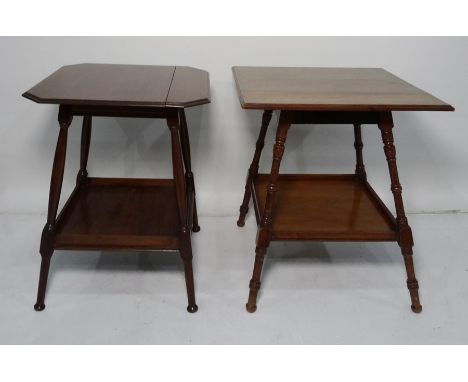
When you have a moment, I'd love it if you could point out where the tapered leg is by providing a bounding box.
[76,115,92,185]
[35,105,72,311]
[237,110,273,227]
[34,255,52,311]
[378,112,422,313]
[246,111,292,313]
[353,123,367,181]
[179,110,200,232]
[182,247,197,313]
[167,113,198,313]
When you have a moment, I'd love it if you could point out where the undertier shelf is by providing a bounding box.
[252,174,398,241]
[54,177,182,250]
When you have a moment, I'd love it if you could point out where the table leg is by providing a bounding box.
[76,115,92,185]
[237,110,273,227]
[353,123,367,181]
[246,111,292,313]
[35,105,72,311]
[378,112,422,313]
[167,113,198,313]
[179,110,200,232]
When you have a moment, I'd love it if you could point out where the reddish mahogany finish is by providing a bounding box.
[23,64,209,107]
[23,64,210,313]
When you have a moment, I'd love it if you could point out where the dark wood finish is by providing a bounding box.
[35,105,72,311]
[353,124,367,181]
[179,109,200,232]
[233,67,454,111]
[26,64,209,313]
[23,63,210,108]
[235,67,453,313]
[166,67,210,108]
[54,178,180,250]
[23,64,174,107]
[77,115,92,185]
[237,110,272,227]
[292,111,380,125]
[167,114,198,313]
[69,105,173,119]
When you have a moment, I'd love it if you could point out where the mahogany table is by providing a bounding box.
[233,66,454,313]
[23,63,209,313]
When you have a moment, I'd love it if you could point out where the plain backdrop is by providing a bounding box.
[0,36,466,218]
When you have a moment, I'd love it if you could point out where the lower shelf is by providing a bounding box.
[54,177,181,250]
[252,174,398,241]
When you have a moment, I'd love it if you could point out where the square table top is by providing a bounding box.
[23,63,210,108]
[232,67,454,112]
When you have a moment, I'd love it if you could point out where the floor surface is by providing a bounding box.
[0,213,467,344]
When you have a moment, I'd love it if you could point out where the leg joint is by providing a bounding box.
[249,279,261,291]
[407,280,419,290]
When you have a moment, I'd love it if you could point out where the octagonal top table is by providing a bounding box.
[23,63,209,313]
[23,63,210,107]
[233,66,453,314]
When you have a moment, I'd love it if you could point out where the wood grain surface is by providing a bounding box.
[233,66,454,111]
[252,174,398,241]
[23,63,210,108]
[54,177,181,250]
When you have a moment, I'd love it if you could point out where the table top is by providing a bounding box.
[23,63,210,108]
[232,67,454,111]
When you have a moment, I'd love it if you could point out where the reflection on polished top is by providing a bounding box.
[23,63,210,108]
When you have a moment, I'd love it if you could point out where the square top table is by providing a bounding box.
[23,63,210,313]
[233,66,454,313]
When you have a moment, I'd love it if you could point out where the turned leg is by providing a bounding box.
[237,110,273,227]
[35,105,72,311]
[179,110,200,232]
[353,123,367,181]
[246,246,267,313]
[167,113,198,313]
[76,115,92,185]
[378,112,422,313]
[246,111,291,313]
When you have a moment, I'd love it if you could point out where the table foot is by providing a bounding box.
[245,303,257,313]
[237,206,248,227]
[35,239,53,314]
[246,276,263,314]
[411,304,422,314]
[237,217,246,227]
[192,225,200,232]
[408,280,422,313]
[187,304,198,313]
[34,303,46,311]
